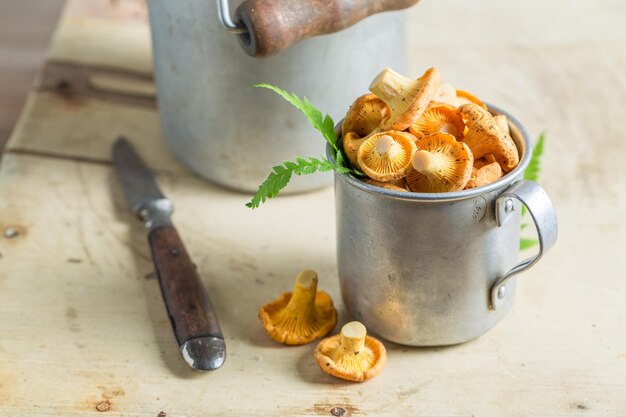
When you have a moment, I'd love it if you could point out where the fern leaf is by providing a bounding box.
[521,133,546,216]
[524,132,545,182]
[254,84,339,153]
[520,238,538,251]
[246,157,350,209]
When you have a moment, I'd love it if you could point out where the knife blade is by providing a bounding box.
[112,137,225,371]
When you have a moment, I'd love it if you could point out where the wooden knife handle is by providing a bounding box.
[148,226,223,346]
[236,0,420,57]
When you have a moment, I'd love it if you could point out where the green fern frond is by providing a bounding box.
[246,157,352,209]
[524,132,545,182]
[520,238,539,251]
[520,133,547,249]
[254,84,339,153]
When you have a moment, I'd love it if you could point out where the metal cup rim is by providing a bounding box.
[327,103,532,202]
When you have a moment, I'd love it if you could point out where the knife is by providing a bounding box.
[112,137,225,371]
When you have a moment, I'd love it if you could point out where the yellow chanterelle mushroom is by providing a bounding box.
[341,94,388,138]
[431,83,458,107]
[369,67,440,131]
[314,321,387,382]
[458,103,519,173]
[456,89,488,109]
[474,154,497,168]
[409,103,465,140]
[341,94,388,166]
[365,178,408,192]
[357,131,417,182]
[343,131,378,167]
[258,269,337,345]
[406,132,474,193]
[466,159,503,189]
[494,114,510,135]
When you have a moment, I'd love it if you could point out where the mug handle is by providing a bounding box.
[490,180,558,310]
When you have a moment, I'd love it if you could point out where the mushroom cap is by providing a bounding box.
[474,154,497,169]
[455,89,488,109]
[357,131,417,182]
[408,103,466,140]
[494,114,510,135]
[342,132,366,167]
[259,269,337,345]
[458,103,519,172]
[364,178,408,192]
[314,321,387,382]
[369,67,440,131]
[342,94,388,138]
[342,128,382,167]
[431,83,458,107]
[466,160,503,189]
[406,132,474,193]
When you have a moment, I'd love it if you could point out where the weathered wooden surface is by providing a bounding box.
[1,0,625,416]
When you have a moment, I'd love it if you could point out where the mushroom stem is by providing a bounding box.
[284,269,318,319]
[329,322,376,378]
[369,68,417,107]
[369,67,440,130]
[336,321,367,354]
[411,150,450,181]
[370,68,422,129]
[265,269,322,340]
[374,135,397,157]
[258,269,337,345]
[411,150,433,173]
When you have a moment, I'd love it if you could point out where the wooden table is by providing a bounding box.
[1,1,625,415]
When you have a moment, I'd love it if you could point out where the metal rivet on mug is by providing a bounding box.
[497,285,507,299]
[504,199,514,213]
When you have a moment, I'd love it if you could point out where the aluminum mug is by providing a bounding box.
[330,106,558,346]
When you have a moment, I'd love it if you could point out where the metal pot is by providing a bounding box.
[147,0,419,192]
[331,106,558,346]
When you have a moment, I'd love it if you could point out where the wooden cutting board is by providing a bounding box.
[1,0,625,416]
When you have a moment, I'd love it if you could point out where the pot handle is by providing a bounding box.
[490,180,558,310]
[231,0,420,57]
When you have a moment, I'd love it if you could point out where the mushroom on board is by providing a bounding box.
[357,131,417,182]
[314,321,387,382]
[409,103,466,141]
[258,269,337,345]
[458,103,519,173]
[406,132,474,193]
[369,67,440,131]
[341,94,388,138]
